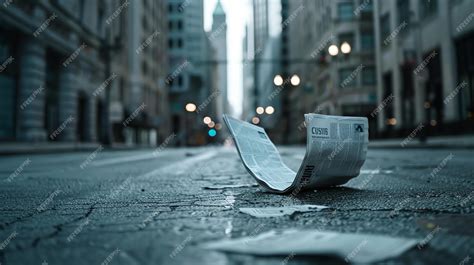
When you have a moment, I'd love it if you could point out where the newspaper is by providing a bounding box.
[202,229,419,263]
[223,114,368,193]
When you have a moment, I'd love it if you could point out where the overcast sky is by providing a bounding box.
[203,0,281,117]
[203,0,251,116]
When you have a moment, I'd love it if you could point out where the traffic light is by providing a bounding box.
[208,129,217,137]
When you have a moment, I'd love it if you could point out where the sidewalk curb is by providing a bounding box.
[0,143,101,156]
[0,143,171,156]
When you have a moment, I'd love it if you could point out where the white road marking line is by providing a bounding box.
[136,150,218,179]
[92,152,165,167]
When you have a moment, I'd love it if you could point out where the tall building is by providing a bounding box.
[251,0,270,114]
[253,0,270,53]
[167,0,210,145]
[286,0,377,143]
[278,0,296,144]
[373,0,474,137]
[243,0,284,142]
[0,0,170,146]
[242,24,255,121]
[109,0,170,146]
[254,36,283,142]
[210,0,228,121]
[0,1,112,143]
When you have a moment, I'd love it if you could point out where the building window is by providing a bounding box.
[339,33,354,48]
[383,73,394,123]
[168,3,173,13]
[177,20,183,30]
[79,0,85,21]
[168,39,174,49]
[380,14,391,46]
[359,0,373,12]
[119,78,125,101]
[362,67,376,85]
[168,21,173,30]
[420,0,437,18]
[97,5,104,35]
[142,62,147,75]
[177,38,183,48]
[397,0,410,25]
[338,2,354,21]
[361,31,374,50]
[0,36,17,140]
[142,17,148,31]
[339,68,357,88]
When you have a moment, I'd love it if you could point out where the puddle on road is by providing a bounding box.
[203,183,258,190]
[224,220,233,236]
[417,215,474,236]
[360,169,393,174]
[194,193,237,208]
[239,205,329,218]
[223,194,235,209]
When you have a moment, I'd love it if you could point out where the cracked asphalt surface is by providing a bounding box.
[0,146,473,264]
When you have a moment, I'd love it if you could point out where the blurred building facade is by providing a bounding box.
[243,0,285,142]
[251,0,270,120]
[285,0,377,144]
[278,0,292,144]
[167,0,220,146]
[242,0,269,122]
[209,0,228,123]
[109,0,170,146]
[0,0,171,146]
[373,0,474,137]
[254,36,282,135]
[242,24,255,120]
[0,1,110,143]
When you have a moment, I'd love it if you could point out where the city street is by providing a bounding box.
[0,146,473,264]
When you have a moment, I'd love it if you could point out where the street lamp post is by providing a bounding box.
[184,103,197,146]
[100,32,122,146]
[329,42,352,57]
[271,73,301,143]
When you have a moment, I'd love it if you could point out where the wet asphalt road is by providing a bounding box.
[0,146,473,265]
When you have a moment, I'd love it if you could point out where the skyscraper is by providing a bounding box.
[285,0,377,143]
[251,0,270,115]
[242,24,255,120]
[109,0,170,146]
[0,0,170,146]
[167,0,209,145]
[210,0,228,121]
[373,0,474,137]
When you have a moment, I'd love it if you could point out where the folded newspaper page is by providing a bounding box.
[223,114,368,193]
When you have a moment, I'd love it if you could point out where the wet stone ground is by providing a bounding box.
[0,146,473,264]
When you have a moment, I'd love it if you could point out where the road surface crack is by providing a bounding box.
[21,202,98,250]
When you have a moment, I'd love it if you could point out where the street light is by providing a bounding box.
[273,75,284,86]
[386,118,397,126]
[203,116,212,124]
[328,44,339,56]
[265,106,275,115]
[256,106,264,115]
[252,117,260,124]
[341,42,351,54]
[185,103,197,112]
[290,74,301,86]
